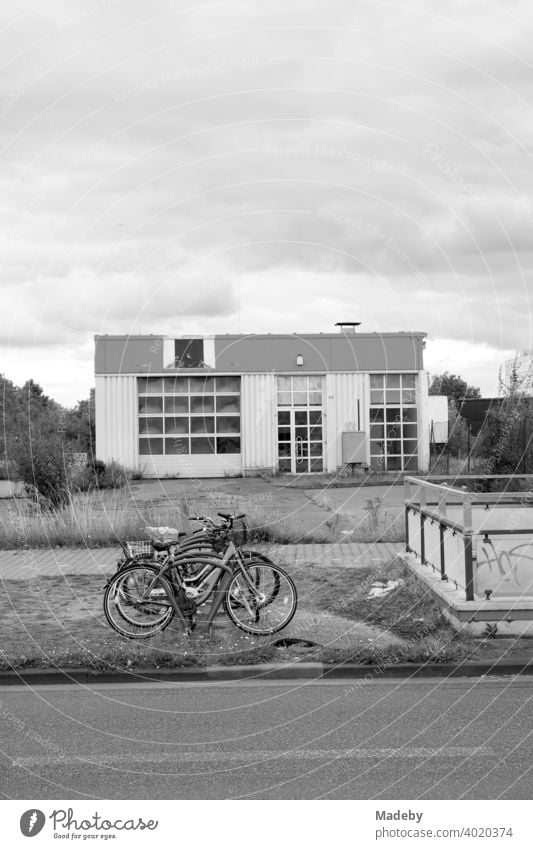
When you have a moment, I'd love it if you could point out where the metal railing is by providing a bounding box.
[404,475,533,602]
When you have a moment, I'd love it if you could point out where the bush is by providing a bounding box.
[16,436,70,509]
[69,459,129,492]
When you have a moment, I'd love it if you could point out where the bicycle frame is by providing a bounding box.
[138,539,255,632]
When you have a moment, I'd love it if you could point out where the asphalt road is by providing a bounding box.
[1,677,532,800]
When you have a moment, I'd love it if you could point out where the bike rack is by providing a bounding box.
[156,554,235,635]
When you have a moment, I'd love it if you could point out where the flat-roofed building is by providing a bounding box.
[95,325,430,477]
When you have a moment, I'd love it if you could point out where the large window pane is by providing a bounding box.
[370,408,384,423]
[404,454,418,471]
[309,411,322,424]
[277,376,291,391]
[190,417,214,434]
[387,456,402,471]
[191,437,215,454]
[138,397,162,414]
[308,376,322,391]
[216,396,240,413]
[189,377,215,393]
[370,455,385,470]
[165,396,188,414]
[403,440,419,454]
[295,411,307,425]
[139,437,163,454]
[403,423,418,439]
[277,392,291,405]
[310,443,322,456]
[190,396,214,414]
[293,376,307,391]
[165,438,189,454]
[278,442,291,457]
[370,424,384,439]
[386,407,402,423]
[386,440,402,455]
[370,375,384,388]
[165,417,188,435]
[139,417,163,435]
[310,458,323,472]
[402,389,416,404]
[402,374,416,388]
[386,390,401,404]
[279,459,291,472]
[163,377,188,393]
[293,392,307,405]
[217,437,240,454]
[216,416,240,434]
[386,374,401,388]
[216,376,240,393]
[370,390,385,404]
[402,408,417,423]
[278,427,290,441]
[310,426,322,440]
[138,377,163,394]
[278,411,290,425]
[386,423,401,440]
[309,392,322,406]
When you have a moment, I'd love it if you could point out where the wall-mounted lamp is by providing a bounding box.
[296,354,304,367]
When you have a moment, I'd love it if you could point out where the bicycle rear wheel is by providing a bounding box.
[104,563,174,639]
[223,563,297,635]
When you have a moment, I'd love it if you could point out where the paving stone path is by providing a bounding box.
[0,542,403,579]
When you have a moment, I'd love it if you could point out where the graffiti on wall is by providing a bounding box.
[475,537,533,599]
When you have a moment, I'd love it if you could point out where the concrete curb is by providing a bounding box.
[1,658,533,686]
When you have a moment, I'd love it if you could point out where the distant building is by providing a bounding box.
[504,350,533,395]
[94,326,433,477]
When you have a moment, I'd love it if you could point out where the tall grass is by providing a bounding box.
[0,492,189,549]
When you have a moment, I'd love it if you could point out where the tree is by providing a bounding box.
[429,372,481,408]
[64,389,95,455]
[474,366,533,484]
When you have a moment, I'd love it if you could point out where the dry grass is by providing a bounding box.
[0,491,189,549]
[0,491,342,549]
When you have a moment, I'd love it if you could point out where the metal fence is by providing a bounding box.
[405,475,533,601]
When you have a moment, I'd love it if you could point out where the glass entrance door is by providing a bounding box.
[277,409,323,473]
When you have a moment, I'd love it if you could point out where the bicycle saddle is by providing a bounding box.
[152,533,187,551]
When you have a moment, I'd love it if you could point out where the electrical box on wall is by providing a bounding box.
[342,431,366,464]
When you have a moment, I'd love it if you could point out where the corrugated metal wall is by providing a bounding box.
[325,373,368,472]
[417,369,430,471]
[95,375,138,468]
[241,373,276,471]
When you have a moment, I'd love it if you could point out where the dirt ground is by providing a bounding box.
[0,558,407,669]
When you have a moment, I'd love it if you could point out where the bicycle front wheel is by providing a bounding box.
[104,563,174,639]
[223,562,297,635]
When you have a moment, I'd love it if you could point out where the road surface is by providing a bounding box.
[1,677,531,799]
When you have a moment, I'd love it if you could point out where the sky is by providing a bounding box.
[1,0,532,406]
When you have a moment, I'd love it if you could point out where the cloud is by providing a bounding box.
[0,0,532,402]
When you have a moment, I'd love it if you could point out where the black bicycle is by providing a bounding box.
[103,512,297,638]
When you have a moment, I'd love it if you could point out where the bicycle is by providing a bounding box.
[103,512,297,639]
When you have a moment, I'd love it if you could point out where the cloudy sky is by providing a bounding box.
[1,0,532,405]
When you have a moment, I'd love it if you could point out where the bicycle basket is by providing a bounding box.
[121,540,154,558]
[208,529,228,554]
[230,518,248,547]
